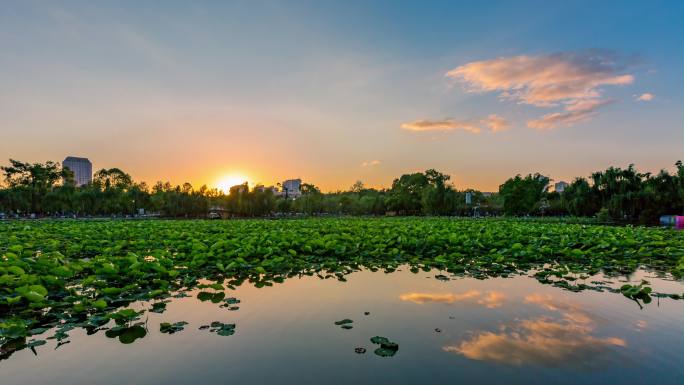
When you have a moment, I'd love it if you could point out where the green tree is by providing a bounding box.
[385,172,429,214]
[562,177,600,216]
[1,159,71,213]
[498,173,550,216]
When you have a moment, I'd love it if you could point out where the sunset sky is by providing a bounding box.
[1,1,682,192]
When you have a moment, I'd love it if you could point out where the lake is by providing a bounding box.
[2,267,682,385]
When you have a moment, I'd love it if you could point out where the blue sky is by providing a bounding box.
[1,1,682,191]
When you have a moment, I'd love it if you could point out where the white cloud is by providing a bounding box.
[635,92,654,101]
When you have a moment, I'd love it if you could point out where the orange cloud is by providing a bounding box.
[527,98,613,130]
[401,115,509,134]
[445,318,626,367]
[481,114,510,133]
[399,291,481,304]
[447,51,634,129]
[446,51,634,107]
[523,294,593,324]
[444,294,627,367]
[399,290,506,308]
[636,92,654,101]
[361,160,381,167]
[400,119,482,133]
[477,291,506,308]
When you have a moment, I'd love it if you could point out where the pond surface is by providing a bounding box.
[2,268,683,385]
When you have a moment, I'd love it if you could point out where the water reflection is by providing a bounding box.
[478,291,506,309]
[104,324,147,344]
[399,290,506,308]
[444,293,627,369]
[634,320,648,331]
[2,267,682,385]
[399,291,480,304]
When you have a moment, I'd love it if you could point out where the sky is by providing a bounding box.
[1,0,682,192]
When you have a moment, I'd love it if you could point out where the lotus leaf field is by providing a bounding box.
[1,218,684,359]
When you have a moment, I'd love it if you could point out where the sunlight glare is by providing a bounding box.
[216,174,249,193]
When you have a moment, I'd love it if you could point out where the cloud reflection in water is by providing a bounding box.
[399,290,505,308]
[444,294,627,368]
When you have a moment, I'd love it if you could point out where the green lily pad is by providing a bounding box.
[207,322,236,336]
[105,325,147,344]
[150,302,167,313]
[159,321,188,334]
[370,336,399,357]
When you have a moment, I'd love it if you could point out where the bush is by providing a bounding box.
[596,207,611,223]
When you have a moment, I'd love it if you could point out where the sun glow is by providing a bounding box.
[216,174,250,194]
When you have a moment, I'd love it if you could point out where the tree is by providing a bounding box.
[421,169,455,215]
[498,173,549,216]
[296,183,323,214]
[562,177,600,216]
[1,159,71,213]
[385,172,429,214]
[94,168,133,190]
[350,180,365,193]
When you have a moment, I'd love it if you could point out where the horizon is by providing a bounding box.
[1,155,681,194]
[1,1,682,192]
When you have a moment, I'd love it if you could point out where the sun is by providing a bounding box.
[216,174,250,194]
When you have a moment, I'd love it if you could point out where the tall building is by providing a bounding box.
[63,156,92,186]
[554,181,568,193]
[281,179,302,198]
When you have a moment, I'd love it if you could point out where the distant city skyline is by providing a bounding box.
[1,1,682,192]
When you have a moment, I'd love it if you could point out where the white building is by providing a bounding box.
[281,179,302,198]
[63,156,92,186]
[554,181,569,193]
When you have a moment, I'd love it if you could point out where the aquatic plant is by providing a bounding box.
[1,218,683,358]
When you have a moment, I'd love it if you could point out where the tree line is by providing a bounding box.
[1,158,682,223]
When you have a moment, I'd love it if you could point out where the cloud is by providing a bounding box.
[447,51,634,129]
[481,114,510,132]
[634,320,648,332]
[399,291,481,304]
[400,119,482,133]
[444,318,626,368]
[527,99,613,130]
[523,294,592,324]
[399,290,505,308]
[361,160,381,167]
[446,51,633,107]
[444,294,626,368]
[400,115,509,134]
[477,291,506,308]
[635,92,654,101]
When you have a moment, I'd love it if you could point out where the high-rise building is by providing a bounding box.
[281,179,302,198]
[554,181,568,193]
[63,156,92,186]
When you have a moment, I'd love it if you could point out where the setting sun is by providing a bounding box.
[216,174,250,193]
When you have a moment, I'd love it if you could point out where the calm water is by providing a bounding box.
[2,268,683,385]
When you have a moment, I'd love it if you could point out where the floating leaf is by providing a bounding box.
[159,321,188,334]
